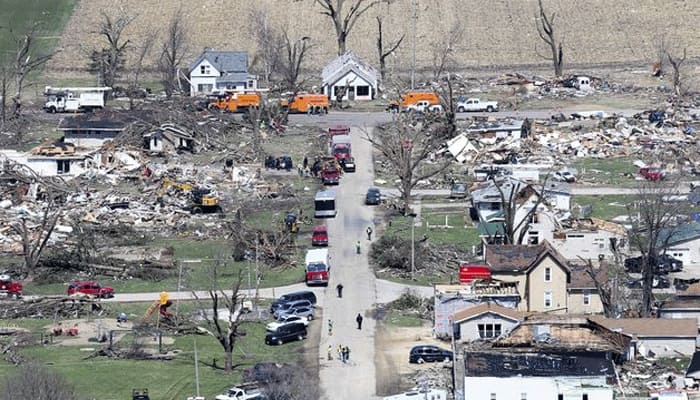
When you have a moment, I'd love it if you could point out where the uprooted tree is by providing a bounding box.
[88,10,136,88]
[367,115,451,213]
[196,266,246,373]
[310,0,386,56]
[535,0,563,77]
[626,179,687,317]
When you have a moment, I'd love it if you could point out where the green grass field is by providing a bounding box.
[0,0,75,64]
[572,194,635,221]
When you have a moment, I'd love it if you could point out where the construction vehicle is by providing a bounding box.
[285,213,300,233]
[44,86,110,113]
[142,292,173,323]
[280,93,329,114]
[208,92,261,113]
[0,274,22,299]
[158,177,222,213]
[386,91,439,112]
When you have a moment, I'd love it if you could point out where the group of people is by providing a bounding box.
[327,344,352,363]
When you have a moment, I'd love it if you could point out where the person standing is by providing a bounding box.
[327,344,333,361]
[366,226,373,241]
[337,344,343,361]
[356,313,364,330]
[356,240,361,254]
[344,346,351,362]
[336,283,344,298]
[328,319,333,336]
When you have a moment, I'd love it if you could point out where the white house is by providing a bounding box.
[551,218,628,261]
[322,51,378,101]
[188,50,257,96]
[0,148,88,178]
[451,302,522,342]
[658,222,700,266]
[464,351,614,400]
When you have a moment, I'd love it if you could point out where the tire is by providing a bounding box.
[192,207,202,214]
[486,106,495,112]
[417,357,425,364]
[307,315,313,321]
[277,339,284,345]
[49,106,57,113]
[457,106,465,113]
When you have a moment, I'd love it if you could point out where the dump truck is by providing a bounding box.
[208,92,261,113]
[330,134,352,163]
[386,91,439,112]
[280,93,329,114]
[44,86,110,113]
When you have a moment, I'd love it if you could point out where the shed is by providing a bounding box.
[322,51,378,101]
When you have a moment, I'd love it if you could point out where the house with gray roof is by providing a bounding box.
[658,222,700,266]
[322,51,378,101]
[188,50,257,96]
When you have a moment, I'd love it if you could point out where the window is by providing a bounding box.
[488,202,500,211]
[544,267,552,282]
[544,290,552,308]
[673,252,683,258]
[490,394,496,400]
[583,289,591,305]
[200,64,210,74]
[356,85,370,96]
[57,160,70,175]
[247,79,254,88]
[477,323,502,339]
[583,394,589,400]
[528,232,539,245]
[529,212,539,223]
[521,393,527,400]
[197,84,213,93]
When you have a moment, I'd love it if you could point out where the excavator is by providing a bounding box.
[158,177,222,214]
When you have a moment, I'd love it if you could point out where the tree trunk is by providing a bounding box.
[337,32,346,56]
[224,349,233,372]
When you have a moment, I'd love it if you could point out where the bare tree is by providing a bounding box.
[0,363,76,400]
[280,32,312,91]
[89,11,136,88]
[11,25,55,117]
[666,47,687,97]
[159,8,188,97]
[367,116,451,213]
[626,179,687,317]
[312,0,385,56]
[0,64,9,126]
[11,196,63,277]
[249,8,283,87]
[431,21,463,81]
[196,266,245,373]
[376,15,404,83]
[260,367,321,400]
[128,30,157,109]
[535,0,563,77]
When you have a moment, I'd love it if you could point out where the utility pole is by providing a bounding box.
[411,215,415,279]
[411,0,418,89]
[194,337,200,398]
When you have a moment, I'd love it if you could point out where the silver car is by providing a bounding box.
[273,300,313,319]
[276,305,315,321]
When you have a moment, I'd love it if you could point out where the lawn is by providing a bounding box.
[0,321,304,400]
[571,157,638,186]
[572,195,635,221]
[0,0,75,65]
[382,309,424,327]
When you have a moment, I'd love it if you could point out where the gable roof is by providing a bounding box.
[322,51,378,88]
[568,263,608,290]
[484,241,570,274]
[658,222,700,247]
[189,50,248,74]
[452,302,523,324]
[589,316,698,338]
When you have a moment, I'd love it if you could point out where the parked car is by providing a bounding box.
[409,345,454,364]
[67,281,115,298]
[341,157,356,173]
[265,322,307,345]
[273,299,313,319]
[311,226,329,247]
[449,183,467,199]
[624,255,682,274]
[552,170,576,183]
[270,291,317,313]
[266,315,311,332]
[626,275,671,289]
[365,187,381,205]
[276,305,315,322]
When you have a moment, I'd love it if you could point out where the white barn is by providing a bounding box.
[322,51,378,101]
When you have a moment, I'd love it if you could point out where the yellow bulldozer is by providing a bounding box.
[158,177,222,214]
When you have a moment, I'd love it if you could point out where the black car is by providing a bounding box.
[365,188,381,205]
[265,322,307,345]
[626,275,671,289]
[270,291,317,313]
[409,345,453,364]
[341,157,356,173]
[624,255,683,274]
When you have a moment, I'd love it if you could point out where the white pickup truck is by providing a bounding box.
[215,385,262,400]
[405,100,444,113]
[456,98,498,112]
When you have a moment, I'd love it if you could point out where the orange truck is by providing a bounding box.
[209,92,261,113]
[280,94,329,114]
[386,91,440,112]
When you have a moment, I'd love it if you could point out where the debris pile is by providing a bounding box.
[0,297,105,319]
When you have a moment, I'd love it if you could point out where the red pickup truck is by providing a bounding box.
[67,281,115,298]
[0,275,22,299]
[311,226,329,247]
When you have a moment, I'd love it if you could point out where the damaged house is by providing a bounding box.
[144,123,197,153]
[322,51,378,101]
[484,242,604,314]
[59,112,130,148]
[451,302,523,342]
[0,145,89,178]
[550,218,628,262]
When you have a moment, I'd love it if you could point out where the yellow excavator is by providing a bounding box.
[158,177,222,214]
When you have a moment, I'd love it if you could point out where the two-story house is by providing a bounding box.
[188,50,258,96]
[484,242,604,314]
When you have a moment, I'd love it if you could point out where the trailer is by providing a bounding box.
[314,190,337,218]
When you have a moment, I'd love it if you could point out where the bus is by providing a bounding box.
[314,190,337,218]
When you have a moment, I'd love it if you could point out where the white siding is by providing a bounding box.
[636,338,696,357]
[456,313,519,342]
[189,60,220,96]
[552,230,627,261]
[666,240,700,266]
[325,71,374,101]
[465,376,612,400]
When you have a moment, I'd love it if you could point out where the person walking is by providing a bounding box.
[366,226,373,241]
[355,240,361,254]
[337,344,343,361]
[356,313,364,330]
[336,283,344,298]
[327,344,333,361]
[328,319,333,336]
[341,346,348,363]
